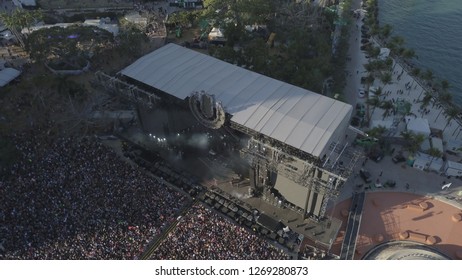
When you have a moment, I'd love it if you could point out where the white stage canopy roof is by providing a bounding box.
[119,43,352,157]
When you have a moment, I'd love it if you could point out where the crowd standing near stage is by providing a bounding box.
[151,203,289,260]
[0,132,187,259]
[0,131,288,260]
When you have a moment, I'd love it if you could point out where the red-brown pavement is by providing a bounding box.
[329,192,462,259]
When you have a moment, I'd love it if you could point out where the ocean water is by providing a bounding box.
[377,0,462,105]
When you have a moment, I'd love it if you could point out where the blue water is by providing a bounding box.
[378,0,462,105]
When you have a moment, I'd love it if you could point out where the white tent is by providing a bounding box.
[371,119,393,129]
[406,117,430,137]
[378,48,390,60]
[412,152,443,172]
[0,68,21,87]
[430,137,444,153]
[12,0,36,7]
[446,140,462,155]
[22,21,119,36]
[445,161,462,177]
[84,19,119,36]
[420,138,431,152]
[124,12,148,26]
[208,27,226,41]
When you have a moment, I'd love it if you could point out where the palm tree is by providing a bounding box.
[435,92,452,122]
[426,147,442,158]
[367,125,386,138]
[0,9,43,48]
[380,100,394,120]
[365,46,381,60]
[0,11,24,47]
[317,0,333,7]
[419,92,432,115]
[372,86,383,98]
[400,130,413,143]
[379,24,393,42]
[366,96,381,117]
[441,80,450,92]
[411,67,421,78]
[421,69,434,88]
[401,48,417,62]
[387,35,405,69]
[439,92,452,106]
[401,131,425,155]
[443,107,459,132]
[380,71,392,91]
[426,147,442,170]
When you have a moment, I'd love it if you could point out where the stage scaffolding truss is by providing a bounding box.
[93,71,160,108]
[240,135,362,218]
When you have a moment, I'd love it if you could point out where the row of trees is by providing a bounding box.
[363,0,460,135]
[360,0,460,158]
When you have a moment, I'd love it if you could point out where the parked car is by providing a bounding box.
[360,168,372,183]
[360,44,372,51]
[351,116,362,127]
[361,33,371,39]
[384,180,396,188]
[356,103,365,117]
[361,38,369,44]
[358,88,367,98]
[392,153,406,163]
[368,149,384,162]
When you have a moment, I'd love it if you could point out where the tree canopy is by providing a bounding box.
[25,25,114,66]
[201,0,276,26]
[0,8,43,47]
[205,0,337,93]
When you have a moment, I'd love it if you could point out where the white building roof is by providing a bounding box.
[0,68,21,87]
[378,48,390,60]
[431,137,444,152]
[119,43,352,157]
[446,160,462,170]
[13,0,36,7]
[124,12,148,25]
[447,140,462,154]
[208,27,225,40]
[371,119,393,129]
[406,117,430,136]
[22,21,119,36]
[413,152,443,172]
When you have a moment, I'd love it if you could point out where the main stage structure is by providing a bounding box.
[95,43,360,220]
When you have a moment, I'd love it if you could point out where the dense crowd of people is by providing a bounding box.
[151,204,289,260]
[0,132,187,259]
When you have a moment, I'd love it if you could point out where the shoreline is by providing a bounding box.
[356,0,462,140]
[339,0,462,201]
[371,0,462,117]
